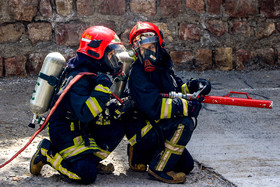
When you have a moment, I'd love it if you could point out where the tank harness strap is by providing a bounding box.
[39,72,58,87]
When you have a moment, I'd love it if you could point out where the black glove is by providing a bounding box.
[118,98,134,114]
[188,100,202,118]
[187,78,211,95]
[105,97,134,119]
[95,73,112,88]
[104,99,119,119]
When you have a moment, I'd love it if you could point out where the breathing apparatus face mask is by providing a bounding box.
[134,35,160,72]
[104,44,126,76]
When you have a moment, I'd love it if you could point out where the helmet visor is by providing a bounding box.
[133,35,159,49]
[105,44,126,75]
[133,36,160,67]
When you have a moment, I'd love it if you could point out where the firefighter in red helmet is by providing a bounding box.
[125,21,211,184]
[30,26,127,184]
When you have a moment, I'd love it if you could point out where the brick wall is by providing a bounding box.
[0,0,280,77]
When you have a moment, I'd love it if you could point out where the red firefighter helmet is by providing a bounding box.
[77,26,122,59]
[129,21,164,48]
[129,22,165,72]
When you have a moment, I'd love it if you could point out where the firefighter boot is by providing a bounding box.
[30,139,51,175]
[127,144,147,172]
[97,163,114,174]
[148,168,186,184]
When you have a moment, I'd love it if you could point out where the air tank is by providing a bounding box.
[30,52,66,115]
[110,50,135,97]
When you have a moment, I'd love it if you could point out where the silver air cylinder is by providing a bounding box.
[30,52,66,115]
[110,51,135,97]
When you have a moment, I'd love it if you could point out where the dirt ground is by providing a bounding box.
[0,75,237,186]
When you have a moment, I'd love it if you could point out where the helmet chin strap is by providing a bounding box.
[144,59,156,72]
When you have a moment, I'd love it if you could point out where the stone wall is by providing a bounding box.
[0,0,280,77]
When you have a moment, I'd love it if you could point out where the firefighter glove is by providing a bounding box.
[105,99,120,119]
[187,78,211,95]
[188,100,202,118]
[105,97,134,119]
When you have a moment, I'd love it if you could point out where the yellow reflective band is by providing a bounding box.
[73,136,83,145]
[165,140,185,154]
[49,153,81,180]
[41,148,48,156]
[156,142,183,171]
[181,83,190,94]
[96,116,111,125]
[156,150,171,171]
[43,149,53,164]
[89,137,95,142]
[60,145,78,157]
[61,137,92,156]
[104,120,111,125]
[94,151,110,160]
[141,121,153,137]
[154,124,185,171]
[96,116,102,125]
[155,119,161,123]
[170,124,184,144]
[58,165,81,180]
[62,144,100,159]
[46,156,52,164]
[160,98,172,119]
[59,136,110,160]
[128,121,153,147]
[181,98,188,116]
[66,146,90,158]
[52,153,63,169]
[86,97,103,117]
[70,122,75,131]
[128,134,137,146]
[95,84,111,94]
